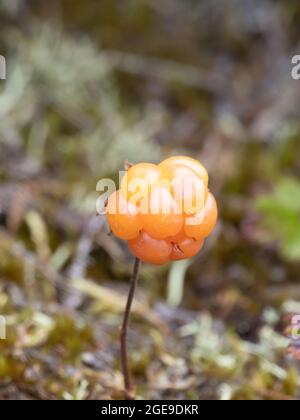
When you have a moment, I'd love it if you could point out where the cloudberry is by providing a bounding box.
[105,157,217,265]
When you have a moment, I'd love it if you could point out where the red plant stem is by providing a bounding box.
[120,258,141,400]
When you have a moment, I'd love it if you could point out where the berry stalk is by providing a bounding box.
[120,257,141,400]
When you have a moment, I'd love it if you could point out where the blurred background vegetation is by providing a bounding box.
[0,0,300,400]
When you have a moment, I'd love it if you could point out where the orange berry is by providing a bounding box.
[140,185,183,239]
[106,190,142,240]
[184,192,218,240]
[170,238,204,261]
[161,164,208,215]
[159,156,208,188]
[121,163,161,204]
[106,157,217,266]
[128,232,172,265]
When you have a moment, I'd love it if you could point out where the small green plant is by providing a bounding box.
[256,177,300,260]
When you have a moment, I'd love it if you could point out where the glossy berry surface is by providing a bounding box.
[170,237,204,261]
[161,164,208,215]
[159,156,209,188]
[106,191,143,240]
[184,192,218,240]
[128,232,172,265]
[140,185,184,239]
[121,163,161,203]
[106,156,217,265]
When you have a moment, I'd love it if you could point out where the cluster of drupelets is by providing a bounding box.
[106,156,218,265]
